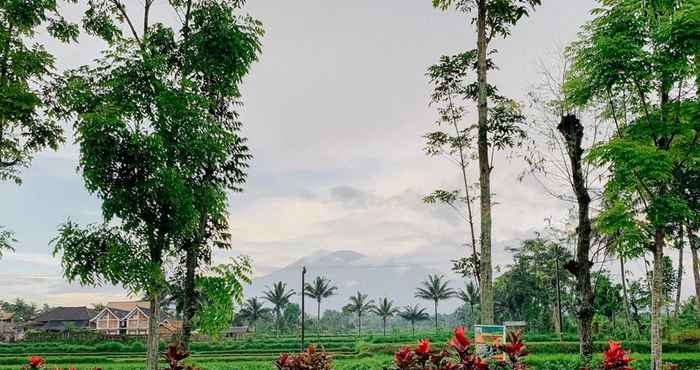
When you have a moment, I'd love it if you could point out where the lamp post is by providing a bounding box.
[301,266,307,352]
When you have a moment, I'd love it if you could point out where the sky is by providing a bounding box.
[1,0,695,308]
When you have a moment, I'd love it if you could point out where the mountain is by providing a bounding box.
[244,250,464,313]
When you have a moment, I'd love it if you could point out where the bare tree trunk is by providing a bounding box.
[558,115,593,361]
[651,227,665,370]
[688,225,700,326]
[674,226,684,319]
[434,301,439,333]
[476,0,494,326]
[620,256,633,337]
[147,290,161,370]
[383,318,387,336]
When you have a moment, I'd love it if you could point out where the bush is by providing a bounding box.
[670,329,700,345]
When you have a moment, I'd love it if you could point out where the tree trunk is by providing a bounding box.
[317,301,321,337]
[557,115,593,361]
[674,226,684,319]
[383,318,387,336]
[146,290,161,370]
[358,312,362,336]
[411,321,415,336]
[651,227,665,370]
[182,212,207,348]
[434,301,439,333]
[181,240,197,348]
[476,0,494,326]
[620,256,633,337]
[688,225,700,326]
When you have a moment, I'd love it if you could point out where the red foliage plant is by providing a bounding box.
[496,330,528,370]
[392,327,488,370]
[21,356,102,370]
[275,345,333,370]
[603,341,633,370]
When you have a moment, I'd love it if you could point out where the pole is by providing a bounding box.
[301,266,307,352]
[554,244,563,342]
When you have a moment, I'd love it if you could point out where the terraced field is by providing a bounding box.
[2,334,699,369]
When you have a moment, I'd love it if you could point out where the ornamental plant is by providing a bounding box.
[495,330,528,370]
[392,327,488,370]
[602,341,632,370]
[21,356,102,370]
[275,345,333,370]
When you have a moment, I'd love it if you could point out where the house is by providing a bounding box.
[25,307,96,332]
[223,325,253,339]
[91,301,181,338]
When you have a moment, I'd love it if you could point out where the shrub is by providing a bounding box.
[602,341,633,370]
[670,329,700,345]
[274,345,333,370]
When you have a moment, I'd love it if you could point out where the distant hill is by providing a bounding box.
[244,249,465,313]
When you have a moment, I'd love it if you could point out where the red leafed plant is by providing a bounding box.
[603,341,633,370]
[162,343,201,370]
[274,345,333,370]
[495,330,528,370]
[23,356,45,369]
[392,327,488,370]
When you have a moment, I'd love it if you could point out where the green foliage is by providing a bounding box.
[192,256,253,337]
[431,0,541,39]
[0,226,15,259]
[0,0,78,184]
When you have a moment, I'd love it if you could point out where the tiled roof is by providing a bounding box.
[34,307,95,322]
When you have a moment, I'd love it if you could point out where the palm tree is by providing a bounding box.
[304,276,338,335]
[263,281,295,335]
[239,297,270,329]
[398,304,429,335]
[415,274,456,333]
[457,281,480,316]
[372,297,398,336]
[343,291,375,336]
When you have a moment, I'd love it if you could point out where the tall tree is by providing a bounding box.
[239,297,271,329]
[304,276,338,336]
[415,274,456,333]
[372,297,398,336]
[263,281,295,335]
[343,291,374,336]
[399,304,429,336]
[558,114,595,359]
[431,0,541,324]
[567,1,700,367]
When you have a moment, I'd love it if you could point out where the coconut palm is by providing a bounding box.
[398,304,429,335]
[372,297,398,336]
[304,276,338,335]
[343,291,375,336]
[457,281,480,315]
[415,274,456,332]
[262,281,295,334]
[239,297,270,329]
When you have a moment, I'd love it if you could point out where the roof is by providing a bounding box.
[0,311,13,321]
[40,320,89,331]
[90,307,132,322]
[107,301,150,312]
[34,307,96,323]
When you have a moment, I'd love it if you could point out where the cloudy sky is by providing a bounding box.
[2,0,693,307]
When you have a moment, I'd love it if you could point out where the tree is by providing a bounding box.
[263,281,295,335]
[343,291,374,336]
[304,276,338,335]
[1,298,38,323]
[239,297,270,329]
[458,280,480,317]
[559,114,595,359]
[415,274,456,333]
[399,304,430,336]
[430,0,541,324]
[567,1,700,367]
[52,1,263,365]
[372,297,398,336]
[592,271,623,330]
